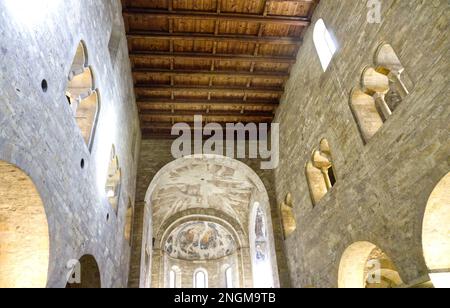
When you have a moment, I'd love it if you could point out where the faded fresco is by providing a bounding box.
[151,158,257,232]
[165,221,236,260]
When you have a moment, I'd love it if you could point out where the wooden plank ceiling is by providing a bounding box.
[122,0,319,138]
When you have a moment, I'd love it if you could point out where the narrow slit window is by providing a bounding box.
[194,270,207,288]
[225,267,233,288]
[169,270,176,289]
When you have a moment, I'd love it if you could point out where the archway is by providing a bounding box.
[66,255,101,288]
[422,172,450,288]
[338,241,403,288]
[141,154,280,288]
[0,160,50,288]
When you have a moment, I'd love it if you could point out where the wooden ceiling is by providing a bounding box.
[122,0,319,138]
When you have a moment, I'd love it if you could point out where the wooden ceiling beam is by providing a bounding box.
[140,114,274,122]
[140,110,275,117]
[138,101,278,110]
[130,52,296,64]
[135,85,284,95]
[137,98,279,104]
[140,131,268,140]
[137,98,279,105]
[133,69,289,80]
[123,9,311,26]
[127,32,302,45]
[141,121,273,129]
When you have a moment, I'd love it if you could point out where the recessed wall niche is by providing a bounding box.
[66,41,100,151]
[350,43,414,143]
[280,193,296,239]
[305,139,336,206]
[105,145,121,215]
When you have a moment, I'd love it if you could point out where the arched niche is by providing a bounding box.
[105,145,121,215]
[0,160,50,288]
[361,66,394,121]
[280,193,296,239]
[66,41,100,151]
[124,198,134,245]
[349,88,384,143]
[349,43,413,145]
[76,90,99,147]
[66,255,101,288]
[375,43,414,97]
[69,41,88,78]
[422,172,450,288]
[306,139,336,206]
[67,67,94,102]
[338,241,403,288]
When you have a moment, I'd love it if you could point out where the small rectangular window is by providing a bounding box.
[313,19,337,71]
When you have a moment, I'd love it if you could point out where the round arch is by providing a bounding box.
[338,241,403,288]
[0,160,50,288]
[65,254,101,288]
[140,154,278,288]
[144,154,269,205]
[422,172,450,288]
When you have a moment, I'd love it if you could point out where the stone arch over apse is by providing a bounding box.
[0,140,54,288]
[157,213,247,288]
[140,154,279,288]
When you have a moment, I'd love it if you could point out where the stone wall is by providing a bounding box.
[0,0,140,287]
[274,0,449,288]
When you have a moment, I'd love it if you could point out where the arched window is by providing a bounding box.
[313,19,337,71]
[105,145,121,215]
[169,270,176,289]
[194,269,208,288]
[225,266,233,288]
[168,266,181,288]
[66,41,100,151]
[306,139,336,206]
[252,205,275,288]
